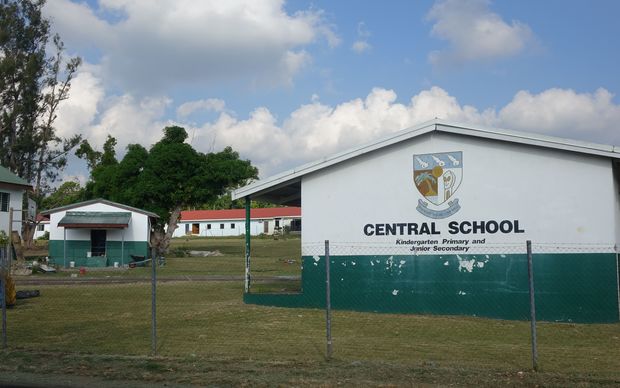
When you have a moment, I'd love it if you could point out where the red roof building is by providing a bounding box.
[174,207,301,237]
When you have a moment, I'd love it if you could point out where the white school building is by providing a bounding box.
[233,119,620,323]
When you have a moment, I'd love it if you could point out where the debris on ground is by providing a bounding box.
[16,290,40,299]
[36,264,56,273]
[188,250,223,257]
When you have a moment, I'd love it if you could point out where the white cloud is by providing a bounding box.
[55,66,105,140]
[176,99,226,118]
[188,86,620,177]
[44,0,339,93]
[352,21,372,54]
[190,86,495,176]
[86,94,172,149]
[55,67,172,153]
[498,88,620,141]
[427,0,534,65]
[56,76,620,179]
[352,40,371,54]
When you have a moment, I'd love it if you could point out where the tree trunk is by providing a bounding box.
[22,222,37,249]
[150,206,182,257]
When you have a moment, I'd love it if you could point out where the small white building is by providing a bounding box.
[34,214,50,239]
[173,207,301,238]
[42,199,159,267]
[0,165,31,238]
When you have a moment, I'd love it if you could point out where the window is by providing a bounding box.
[207,224,211,230]
[0,192,9,212]
[37,224,45,232]
[290,219,302,232]
[231,223,235,229]
[220,224,225,229]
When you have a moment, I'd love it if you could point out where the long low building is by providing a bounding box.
[172,207,301,238]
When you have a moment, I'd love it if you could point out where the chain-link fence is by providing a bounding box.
[295,240,620,374]
[2,238,619,378]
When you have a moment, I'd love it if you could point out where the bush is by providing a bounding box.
[0,230,8,247]
[36,231,49,240]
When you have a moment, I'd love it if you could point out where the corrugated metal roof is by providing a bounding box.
[0,165,31,188]
[181,207,301,221]
[58,211,132,228]
[232,119,620,202]
[42,198,159,218]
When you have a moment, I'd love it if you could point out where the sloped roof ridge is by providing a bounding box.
[436,119,617,153]
[41,198,159,218]
[233,119,620,200]
[0,165,31,188]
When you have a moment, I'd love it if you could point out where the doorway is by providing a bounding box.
[91,230,106,256]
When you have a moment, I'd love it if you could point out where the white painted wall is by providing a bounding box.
[48,202,151,242]
[302,131,618,254]
[0,186,25,237]
[172,218,297,238]
[34,222,50,239]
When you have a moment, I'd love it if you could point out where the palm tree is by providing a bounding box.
[414,172,436,196]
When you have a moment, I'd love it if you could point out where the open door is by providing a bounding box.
[91,230,106,256]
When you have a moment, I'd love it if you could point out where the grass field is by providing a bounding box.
[3,236,619,386]
[21,236,302,279]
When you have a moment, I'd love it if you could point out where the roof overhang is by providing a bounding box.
[58,211,131,229]
[232,119,620,204]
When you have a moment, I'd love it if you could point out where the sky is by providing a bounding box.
[43,0,620,184]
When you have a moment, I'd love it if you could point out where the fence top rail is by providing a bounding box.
[301,241,617,255]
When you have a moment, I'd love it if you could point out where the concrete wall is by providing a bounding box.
[302,131,618,251]
[0,186,25,237]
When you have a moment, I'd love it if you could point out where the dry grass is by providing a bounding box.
[5,236,619,386]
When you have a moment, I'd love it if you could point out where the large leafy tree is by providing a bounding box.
[1,0,82,245]
[0,0,82,189]
[41,180,85,210]
[79,126,258,254]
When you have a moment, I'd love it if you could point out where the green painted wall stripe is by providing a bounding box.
[245,253,620,323]
[48,240,149,267]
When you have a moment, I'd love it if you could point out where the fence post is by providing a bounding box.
[0,249,5,349]
[526,240,538,371]
[8,208,13,274]
[244,197,251,293]
[325,240,333,360]
[151,246,157,356]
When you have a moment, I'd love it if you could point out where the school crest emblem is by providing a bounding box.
[413,152,462,219]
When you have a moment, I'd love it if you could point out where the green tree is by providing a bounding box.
[1,0,82,247]
[202,192,276,210]
[41,180,85,210]
[78,126,258,254]
[0,0,82,190]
